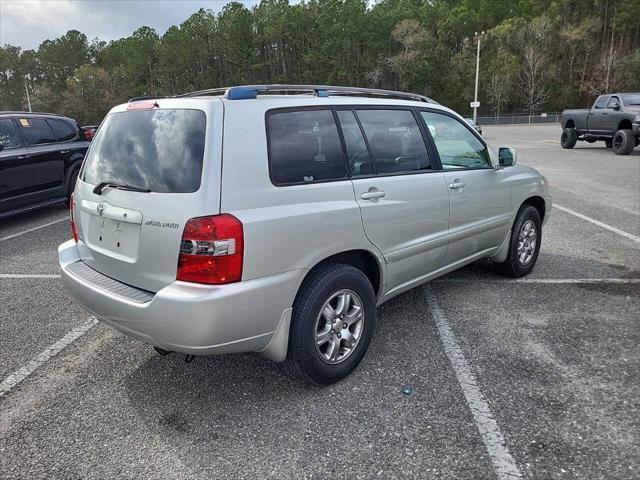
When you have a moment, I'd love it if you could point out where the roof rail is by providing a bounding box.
[177,84,436,103]
[0,111,68,117]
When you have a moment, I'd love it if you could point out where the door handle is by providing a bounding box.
[449,181,465,190]
[60,150,70,154]
[17,155,31,160]
[361,188,386,200]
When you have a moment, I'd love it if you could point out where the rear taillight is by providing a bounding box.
[69,192,78,243]
[176,214,244,284]
[82,129,93,141]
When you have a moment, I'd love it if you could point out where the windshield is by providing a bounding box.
[81,109,206,193]
[622,93,640,106]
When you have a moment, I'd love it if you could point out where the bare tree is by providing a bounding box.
[519,47,551,116]
[487,74,511,118]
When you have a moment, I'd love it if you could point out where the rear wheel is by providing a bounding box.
[285,263,376,385]
[65,168,79,205]
[560,128,577,149]
[496,205,542,278]
[612,129,635,155]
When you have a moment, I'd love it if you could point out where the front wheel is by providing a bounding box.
[560,128,578,149]
[612,129,635,155]
[285,263,376,385]
[496,205,542,278]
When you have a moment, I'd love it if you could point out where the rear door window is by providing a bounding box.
[267,109,346,185]
[0,119,20,148]
[81,109,206,193]
[47,118,77,142]
[18,117,56,145]
[354,109,431,175]
[336,110,374,177]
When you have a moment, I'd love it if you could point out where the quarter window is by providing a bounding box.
[47,118,77,142]
[355,109,431,174]
[268,109,346,185]
[0,119,20,148]
[421,112,491,170]
[18,117,56,145]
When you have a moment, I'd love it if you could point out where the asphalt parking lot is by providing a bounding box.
[1,124,638,479]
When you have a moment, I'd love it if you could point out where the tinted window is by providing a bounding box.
[337,110,374,177]
[355,109,430,174]
[594,96,609,109]
[622,93,640,106]
[47,118,77,142]
[0,119,20,148]
[268,109,346,185]
[18,117,56,145]
[82,109,206,193]
[421,111,491,169]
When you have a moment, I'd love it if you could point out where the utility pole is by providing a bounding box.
[24,78,32,112]
[473,31,484,123]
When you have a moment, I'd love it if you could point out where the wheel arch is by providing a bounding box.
[522,195,546,222]
[565,119,575,129]
[298,249,384,302]
[617,119,633,131]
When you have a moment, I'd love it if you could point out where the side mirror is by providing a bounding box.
[498,147,517,167]
[613,103,621,111]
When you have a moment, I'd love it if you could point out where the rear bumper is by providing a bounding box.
[58,240,303,356]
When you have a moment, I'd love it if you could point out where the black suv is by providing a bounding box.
[0,112,89,218]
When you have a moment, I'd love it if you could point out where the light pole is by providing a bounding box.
[473,31,484,123]
[24,77,32,112]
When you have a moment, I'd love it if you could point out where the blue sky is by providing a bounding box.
[0,0,258,50]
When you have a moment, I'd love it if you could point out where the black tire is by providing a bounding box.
[496,205,542,278]
[65,168,80,205]
[560,128,577,149]
[285,263,376,385]
[605,139,613,148]
[612,129,635,155]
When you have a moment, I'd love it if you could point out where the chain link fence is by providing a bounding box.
[475,113,561,126]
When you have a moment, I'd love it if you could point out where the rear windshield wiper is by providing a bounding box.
[93,181,151,195]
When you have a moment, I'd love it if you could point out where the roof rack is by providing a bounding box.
[177,84,436,103]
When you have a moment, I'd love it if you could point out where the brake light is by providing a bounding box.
[69,192,78,243]
[176,214,244,284]
[82,129,94,141]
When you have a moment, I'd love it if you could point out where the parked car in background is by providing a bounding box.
[0,112,89,218]
[560,92,640,155]
[59,85,550,385]
[465,117,483,135]
[81,125,99,141]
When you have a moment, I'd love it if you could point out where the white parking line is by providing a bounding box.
[425,286,522,479]
[0,274,61,279]
[554,204,640,243]
[0,217,67,242]
[435,278,640,284]
[0,318,98,399]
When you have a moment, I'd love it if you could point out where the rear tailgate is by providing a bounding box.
[73,98,223,292]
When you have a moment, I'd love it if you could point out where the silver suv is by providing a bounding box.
[59,85,551,384]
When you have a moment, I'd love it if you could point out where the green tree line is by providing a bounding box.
[1,0,639,125]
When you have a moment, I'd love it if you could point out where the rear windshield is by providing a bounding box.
[81,109,206,193]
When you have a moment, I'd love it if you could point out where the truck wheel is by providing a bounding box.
[612,129,635,155]
[560,128,577,149]
[605,139,613,148]
[285,263,376,385]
